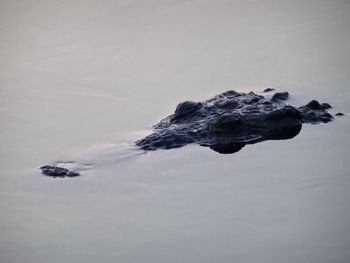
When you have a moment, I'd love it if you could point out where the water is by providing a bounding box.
[1,0,350,262]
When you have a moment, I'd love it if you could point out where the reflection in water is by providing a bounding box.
[209,142,246,154]
[207,123,302,154]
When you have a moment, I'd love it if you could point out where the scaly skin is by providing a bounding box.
[136,90,334,154]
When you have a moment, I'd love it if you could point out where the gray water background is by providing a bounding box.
[1,0,350,262]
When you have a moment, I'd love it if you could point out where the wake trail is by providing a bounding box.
[46,141,146,175]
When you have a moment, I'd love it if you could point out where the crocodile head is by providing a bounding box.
[136,90,334,154]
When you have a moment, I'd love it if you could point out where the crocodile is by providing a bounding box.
[41,89,341,177]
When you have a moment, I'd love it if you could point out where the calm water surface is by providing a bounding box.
[1,0,350,262]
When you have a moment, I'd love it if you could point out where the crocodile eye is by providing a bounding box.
[266,106,302,121]
[174,101,202,119]
[209,115,242,134]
